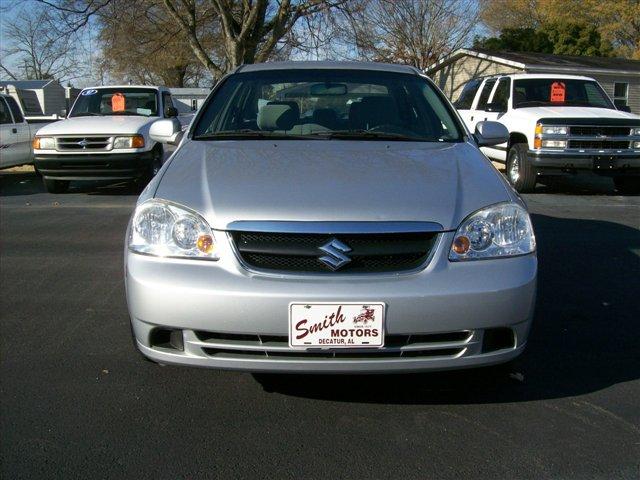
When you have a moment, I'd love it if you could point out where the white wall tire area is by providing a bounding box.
[507,143,537,193]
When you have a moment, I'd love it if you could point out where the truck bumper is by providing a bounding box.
[34,152,154,181]
[528,150,640,176]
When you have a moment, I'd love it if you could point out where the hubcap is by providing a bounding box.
[509,152,520,183]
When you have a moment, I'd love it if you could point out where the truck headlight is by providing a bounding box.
[541,126,568,135]
[33,137,55,150]
[632,128,640,135]
[633,141,640,149]
[113,135,145,149]
[449,202,535,261]
[128,200,218,260]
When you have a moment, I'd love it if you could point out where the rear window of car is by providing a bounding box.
[193,69,463,142]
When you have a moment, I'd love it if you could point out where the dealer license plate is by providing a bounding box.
[289,303,385,348]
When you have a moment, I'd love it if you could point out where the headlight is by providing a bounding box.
[33,136,55,149]
[541,126,568,135]
[128,200,218,260]
[449,203,535,261]
[113,135,145,149]
[541,139,567,149]
[633,141,640,149]
[632,128,640,135]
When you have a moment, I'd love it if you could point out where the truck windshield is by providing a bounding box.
[69,88,159,117]
[193,69,463,142]
[513,79,614,109]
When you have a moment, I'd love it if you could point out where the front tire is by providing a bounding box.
[613,177,640,195]
[43,178,69,193]
[506,143,537,193]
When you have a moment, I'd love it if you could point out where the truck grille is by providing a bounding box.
[230,231,439,274]
[56,136,112,151]
[568,140,631,150]
[569,126,631,136]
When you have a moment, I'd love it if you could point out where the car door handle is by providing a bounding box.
[470,116,474,122]
[11,128,17,134]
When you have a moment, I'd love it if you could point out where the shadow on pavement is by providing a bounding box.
[253,213,640,404]
[0,170,142,196]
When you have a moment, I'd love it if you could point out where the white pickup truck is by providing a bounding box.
[454,73,640,193]
[0,93,35,169]
[33,85,180,193]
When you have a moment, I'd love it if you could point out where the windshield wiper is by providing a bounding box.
[315,130,429,141]
[70,112,101,117]
[103,111,147,116]
[195,130,323,140]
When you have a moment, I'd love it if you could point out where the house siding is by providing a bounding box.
[42,83,66,115]
[430,55,522,101]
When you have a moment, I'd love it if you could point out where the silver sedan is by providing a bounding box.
[125,61,536,373]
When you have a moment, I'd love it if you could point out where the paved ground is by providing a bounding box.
[1,171,639,479]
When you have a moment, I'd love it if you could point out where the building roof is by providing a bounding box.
[236,61,421,75]
[0,79,56,89]
[426,48,640,75]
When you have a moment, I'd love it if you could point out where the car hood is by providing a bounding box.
[36,115,158,136]
[515,106,640,121]
[154,140,514,231]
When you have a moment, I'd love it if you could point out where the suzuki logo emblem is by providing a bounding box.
[319,238,352,271]
[77,139,89,148]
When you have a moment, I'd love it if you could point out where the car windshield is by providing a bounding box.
[193,69,463,142]
[513,79,614,109]
[69,88,159,117]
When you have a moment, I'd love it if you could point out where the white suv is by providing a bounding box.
[454,74,640,193]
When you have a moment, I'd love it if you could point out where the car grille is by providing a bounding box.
[56,136,112,151]
[192,330,473,360]
[568,140,631,150]
[230,231,439,274]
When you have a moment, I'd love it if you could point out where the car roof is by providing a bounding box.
[235,61,421,75]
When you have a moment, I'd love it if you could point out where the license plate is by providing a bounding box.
[593,156,617,170]
[289,303,385,348]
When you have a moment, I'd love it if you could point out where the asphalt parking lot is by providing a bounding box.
[1,170,639,480]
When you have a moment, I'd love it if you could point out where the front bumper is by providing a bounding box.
[528,150,640,176]
[34,151,154,181]
[126,232,537,373]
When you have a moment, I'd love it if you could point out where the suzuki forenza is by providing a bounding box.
[125,62,537,373]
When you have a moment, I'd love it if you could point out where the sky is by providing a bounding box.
[1,0,489,88]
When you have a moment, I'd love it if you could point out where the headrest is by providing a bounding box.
[268,101,300,120]
[257,104,297,131]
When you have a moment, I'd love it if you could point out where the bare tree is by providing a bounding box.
[0,9,86,81]
[338,0,479,70]
[38,0,349,80]
[96,0,216,86]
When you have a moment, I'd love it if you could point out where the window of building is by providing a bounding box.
[613,82,628,108]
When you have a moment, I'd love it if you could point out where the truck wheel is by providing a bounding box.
[613,177,640,195]
[43,178,69,193]
[506,143,537,193]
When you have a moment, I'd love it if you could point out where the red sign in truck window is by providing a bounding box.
[111,93,126,112]
[550,82,566,103]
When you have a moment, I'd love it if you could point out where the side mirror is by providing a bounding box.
[484,102,506,113]
[474,121,509,147]
[59,109,67,118]
[617,105,631,113]
[164,106,178,118]
[150,118,182,145]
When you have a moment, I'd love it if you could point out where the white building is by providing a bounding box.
[0,79,70,116]
[169,87,211,114]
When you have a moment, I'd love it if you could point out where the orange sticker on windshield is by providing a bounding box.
[111,93,125,112]
[550,82,565,103]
